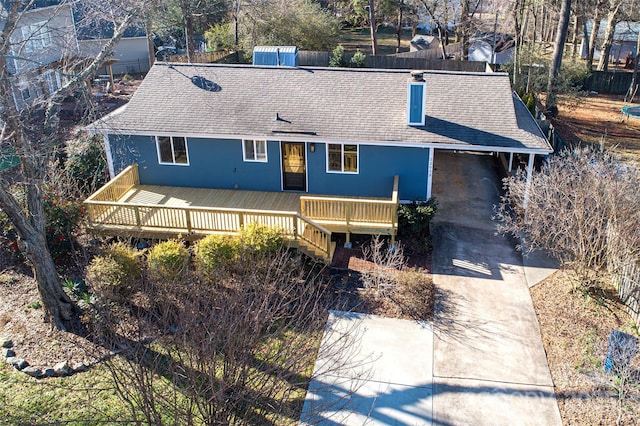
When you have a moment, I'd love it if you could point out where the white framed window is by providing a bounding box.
[327,143,358,173]
[243,139,267,162]
[21,21,52,53]
[156,136,189,165]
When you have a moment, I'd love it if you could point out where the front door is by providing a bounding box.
[281,142,306,191]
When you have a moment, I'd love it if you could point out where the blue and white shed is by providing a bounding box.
[253,46,298,67]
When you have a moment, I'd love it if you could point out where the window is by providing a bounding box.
[327,144,358,173]
[156,136,189,165]
[43,70,61,94]
[18,75,31,101]
[243,139,267,162]
[21,22,52,53]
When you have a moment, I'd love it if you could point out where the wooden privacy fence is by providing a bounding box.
[606,226,640,328]
[168,50,233,64]
[610,261,640,329]
[582,71,633,95]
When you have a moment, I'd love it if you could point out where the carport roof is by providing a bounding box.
[88,63,552,153]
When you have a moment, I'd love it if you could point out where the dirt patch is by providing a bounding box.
[0,270,107,369]
[555,94,640,164]
[530,271,640,425]
[330,238,433,321]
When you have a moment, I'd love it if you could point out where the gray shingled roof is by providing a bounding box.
[89,63,551,153]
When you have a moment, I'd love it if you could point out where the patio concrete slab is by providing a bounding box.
[300,311,433,425]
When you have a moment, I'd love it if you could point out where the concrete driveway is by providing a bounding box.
[430,151,561,425]
[300,311,434,425]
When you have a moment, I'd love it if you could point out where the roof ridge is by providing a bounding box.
[154,62,505,77]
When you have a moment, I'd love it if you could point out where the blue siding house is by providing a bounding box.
[84,63,551,257]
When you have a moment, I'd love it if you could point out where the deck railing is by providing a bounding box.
[84,200,333,259]
[299,175,399,237]
[86,164,139,203]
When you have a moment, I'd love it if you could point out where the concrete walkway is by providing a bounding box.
[300,311,434,425]
[430,151,561,425]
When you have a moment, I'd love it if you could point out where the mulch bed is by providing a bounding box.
[530,271,640,425]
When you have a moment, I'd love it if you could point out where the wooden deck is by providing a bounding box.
[84,164,399,261]
[121,185,302,212]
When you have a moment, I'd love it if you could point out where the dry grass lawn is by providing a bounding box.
[555,94,640,165]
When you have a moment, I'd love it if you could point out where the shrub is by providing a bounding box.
[194,234,240,273]
[329,44,345,67]
[349,50,366,68]
[103,242,142,281]
[63,135,108,195]
[147,240,190,281]
[204,22,234,51]
[239,223,284,254]
[42,193,83,263]
[397,198,438,254]
[86,242,141,301]
[394,270,434,320]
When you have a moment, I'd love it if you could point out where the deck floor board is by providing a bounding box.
[121,186,302,212]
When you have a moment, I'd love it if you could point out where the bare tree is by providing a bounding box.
[545,0,572,112]
[586,1,604,70]
[597,0,625,71]
[96,248,364,424]
[368,0,378,55]
[495,146,640,290]
[0,0,145,330]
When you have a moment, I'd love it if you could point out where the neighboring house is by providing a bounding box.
[74,12,151,75]
[84,63,551,259]
[468,33,514,65]
[3,0,79,110]
[581,20,640,64]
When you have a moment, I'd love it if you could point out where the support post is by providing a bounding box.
[523,153,535,210]
[104,134,115,179]
[508,152,514,172]
[344,202,352,248]
[426,147,434,199]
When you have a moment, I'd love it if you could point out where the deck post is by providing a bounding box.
[239,212,244,229]
[344,203,352,248]
[523,153,535,210]
[293,214,298,239]
[508,152,514,172]
[185,209,192,233]
[134,205,141,228]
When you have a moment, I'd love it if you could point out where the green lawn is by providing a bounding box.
[0,363,132,424]
[337,26,415,55]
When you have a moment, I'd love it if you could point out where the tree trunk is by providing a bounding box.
[396,1,403,53]
[597,3,622,72]
[546,0,572,112]
[368,0,378,55]
[571,13,580,58]
[587,7,601,70]
[628,31,640,100]
[181,0,196,62]
[460,0,470,60]
[512,0,526,87]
